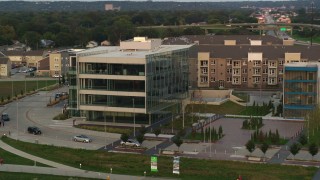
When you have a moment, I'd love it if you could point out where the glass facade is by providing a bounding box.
[283,66,318,118]
[146,49,189,124]
[74,45,190,125]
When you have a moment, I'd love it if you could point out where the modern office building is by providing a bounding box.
[283,63,320,119]
[163,35,319,90]
[71,37,192,124]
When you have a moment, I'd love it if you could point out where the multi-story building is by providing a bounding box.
[2,50,43,67]
[0,54,10,78]
[283,63,320,119]
[71,37,191,124]
[164,35,319,90]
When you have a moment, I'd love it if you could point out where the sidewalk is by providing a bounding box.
[0,165,172,180]
[0,139,77,170]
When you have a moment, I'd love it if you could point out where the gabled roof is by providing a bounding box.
[37,57,49,70]
[189,45,320,61]
[0,57,9,64]
[163,35,283,45]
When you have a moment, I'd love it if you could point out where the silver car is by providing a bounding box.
[120,139,140,147]
[73,135,92,143]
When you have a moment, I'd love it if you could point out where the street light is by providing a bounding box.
[16,99,19,139]
[133,98,136,137]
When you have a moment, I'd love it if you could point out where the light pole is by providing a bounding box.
[24,74,26,94]
[104,113,107,149]
[210,118,212,157]
[16,99,19,139]
[133,98,136,137]
[11,80,13,99]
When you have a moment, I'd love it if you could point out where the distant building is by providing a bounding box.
[283,63,320,119]
[163,35,320,90]
[86,41,98,48]
[69,37,192,124]
[105,3,120,11]
[0,53,11,78]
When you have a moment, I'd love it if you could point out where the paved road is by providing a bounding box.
[0,87,119,150]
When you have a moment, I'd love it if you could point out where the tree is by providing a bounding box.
[139,125,147,135]
[154,128,161,137]
[136,134,145,145]
[299,134,308,146]
[218,125,223,136]
[260,142,269,158]
[290,143,301,160]
[62,75,66,85]
[172,135,183,151]
[308,143,318,159]
[246,140,255,155]
[120,133,129,143]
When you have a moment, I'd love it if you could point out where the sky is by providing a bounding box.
[0,0,291,2]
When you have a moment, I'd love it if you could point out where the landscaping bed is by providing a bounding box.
[75,124,137,134]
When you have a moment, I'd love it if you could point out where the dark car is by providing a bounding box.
[1,113,10,121]
[27,126,42,135]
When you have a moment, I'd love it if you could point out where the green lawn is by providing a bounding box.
[0,172,94,180]
[232,91,250,102]
[1,136,317,180]
[185,101,246,115]
[0,146,48,167]
[0,80,57,99]
[239,106,270,116]
[162,116,195,131]
[292,34,320,44]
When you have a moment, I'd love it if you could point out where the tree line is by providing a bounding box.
[0,10,256,48]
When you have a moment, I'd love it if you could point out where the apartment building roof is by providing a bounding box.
[78,45,193,59]
[163,35,283,45]
[0,57,9,64]
[190,45,320,61]
[2,50,44,56]
[37,57,49,70]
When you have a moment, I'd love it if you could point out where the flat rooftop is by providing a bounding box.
[77,45,193,59]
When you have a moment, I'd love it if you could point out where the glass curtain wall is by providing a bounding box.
[146,48,189,123]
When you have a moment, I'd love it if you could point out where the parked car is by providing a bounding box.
[55,93,62,99]
[52,74,62,78]
[73,135,92,143]
[27,126,42,135]
[1,113,10,121]
[120,139,140,147]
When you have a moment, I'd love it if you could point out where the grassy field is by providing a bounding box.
[232,91,249,102]
[0,80,57,99]
[240,106,270,116]
[1,136,317,180]
[0,172,93,180]
[0,147,48,167]
[292,34,320,44]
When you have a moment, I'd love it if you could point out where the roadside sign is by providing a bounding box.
[173,156,180,175]
[151,156,158,172]
[280,27,287,32]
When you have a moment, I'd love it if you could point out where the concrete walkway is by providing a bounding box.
[0,164,172,180]
[0,139,77,170]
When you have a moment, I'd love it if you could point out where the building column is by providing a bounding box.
[113,115,115,123]
[149,113,151,125]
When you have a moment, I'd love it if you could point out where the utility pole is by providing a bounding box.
[133,98,136,137]
[311,1,314,46]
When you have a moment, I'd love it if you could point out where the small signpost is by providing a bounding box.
[151,156,158,172]
[173,156,180,175]
[280,27,287,32]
